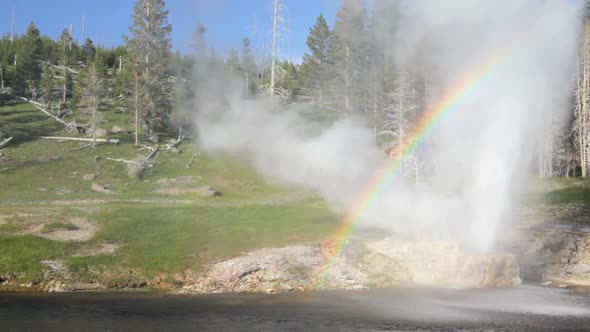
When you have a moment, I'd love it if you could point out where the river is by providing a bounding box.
[1,285,589,331]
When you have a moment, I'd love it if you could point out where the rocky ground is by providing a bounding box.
[176,239,521,294]
[507,202,590,288]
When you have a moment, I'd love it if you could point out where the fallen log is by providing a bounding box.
[38,60,81,75]
[164,128,184,151]
[107,145,159,179]
[186,153,198,169]
[0,137,13,149]
[39,136,119,144]
[19,97,88,133]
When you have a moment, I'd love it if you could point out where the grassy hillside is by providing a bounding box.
[2,101,590,289]
[0,102,337,286]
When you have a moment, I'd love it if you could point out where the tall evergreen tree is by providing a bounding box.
[125,0,173,140]
[81,38,96,65]
[299,14,336,109]
[332,0,368,113]
[15,22,42,96]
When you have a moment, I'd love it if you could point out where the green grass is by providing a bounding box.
[527,177,590,205]
[66,200,335,277]
[543,178,590,204]
[0,236,72,279]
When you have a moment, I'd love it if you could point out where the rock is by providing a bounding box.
[540,281,553,286]
[91,183,112,194]
[111,126,128,134]
[72,171,80,176]
[199,246,324,293]
[197,186,222,198]
[366,239,521,288]
[41,260,66,273]
[566,263,590,275]
[45,280,67,293]
[82,173,96,181]
[94,128,108,138]
[558,284,568,288]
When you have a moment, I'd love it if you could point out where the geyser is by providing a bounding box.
[193,0,584,254]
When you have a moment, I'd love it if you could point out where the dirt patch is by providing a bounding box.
[73,243,120,257]
[156,176,201,195]
[37,218,98,242]
[0,212,34,224]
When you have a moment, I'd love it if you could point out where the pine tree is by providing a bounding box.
[299,14,336,109]
[125,0,173,141]
[332,0,368,113]
[15,22,42,96]
[81,38,96,65]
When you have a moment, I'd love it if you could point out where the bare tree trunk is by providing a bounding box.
[0,65,4,89]
[397,72,406,157]
[582,26,590,176]
[270,0,279,97]
[373,94,378,144]
[134,74,139,147]
[92,101,97,147]
[345,45,350,112]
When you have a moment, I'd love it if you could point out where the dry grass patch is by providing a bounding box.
[37,218,98,242]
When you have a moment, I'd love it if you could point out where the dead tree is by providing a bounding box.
[164,127,184,152]
[378,70,421,184]
[107,145,159,179]
[574,23,590,177]
[0,137,12,149]
[19,97,88,133]
[39,136,119,144]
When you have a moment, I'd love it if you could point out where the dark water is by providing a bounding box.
[1,286,589,331]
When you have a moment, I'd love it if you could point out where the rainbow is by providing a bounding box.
[315,45,518,288]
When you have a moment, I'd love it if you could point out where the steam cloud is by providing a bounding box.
[192,0,584,252]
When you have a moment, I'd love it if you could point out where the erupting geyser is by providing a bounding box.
[192,0,585,287]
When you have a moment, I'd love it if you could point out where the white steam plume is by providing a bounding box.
[192,0,584,252]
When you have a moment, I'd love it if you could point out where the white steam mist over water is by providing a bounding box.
[193,0,584,252]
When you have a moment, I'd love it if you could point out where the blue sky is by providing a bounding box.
[0,0,341,63]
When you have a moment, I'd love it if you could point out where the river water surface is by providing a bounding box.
[1,286,589,331]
